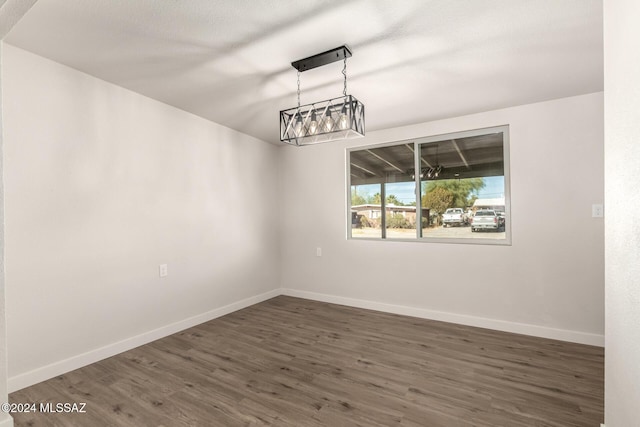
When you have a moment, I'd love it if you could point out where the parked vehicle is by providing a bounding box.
[442,208,468,227]
[470,209,504,232]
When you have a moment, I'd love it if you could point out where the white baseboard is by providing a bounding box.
[8,289,280,393]
[0,414,13,427]
[281,289,605,347]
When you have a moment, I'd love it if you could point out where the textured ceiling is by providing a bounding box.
[4,0,603,144]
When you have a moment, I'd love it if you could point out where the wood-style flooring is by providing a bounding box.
[9,296,604,426]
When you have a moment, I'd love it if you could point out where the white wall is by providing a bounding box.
[2,45,281,391]
[1,3,38,424]
[604,1,640,426]
[0,42,11,427]
[280,92,604,345]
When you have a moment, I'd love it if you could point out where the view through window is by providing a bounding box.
[348,126,510,244]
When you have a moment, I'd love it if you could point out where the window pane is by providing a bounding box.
[419,132,506,240]
[350,144,417,239]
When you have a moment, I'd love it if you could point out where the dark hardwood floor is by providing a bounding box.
[9,296,604,426]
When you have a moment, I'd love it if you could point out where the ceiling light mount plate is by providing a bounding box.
[291,45,352,72]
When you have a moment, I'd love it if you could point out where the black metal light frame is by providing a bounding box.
[280,45,365,146]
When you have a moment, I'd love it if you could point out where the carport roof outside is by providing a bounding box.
[350,132,505,186]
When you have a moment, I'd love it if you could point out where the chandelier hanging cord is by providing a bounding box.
[297,70,301,107]
[343,56,347,96]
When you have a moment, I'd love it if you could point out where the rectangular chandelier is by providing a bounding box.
[280,46,365,146]
[280,95,365,146]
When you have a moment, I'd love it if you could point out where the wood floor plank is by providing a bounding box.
[9,296,604,426]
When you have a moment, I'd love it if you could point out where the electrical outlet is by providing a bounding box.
[316,247,322,257]
[592,204,604,218]
[159,264,168,277]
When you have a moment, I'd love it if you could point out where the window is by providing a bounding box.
[347,125,510,244]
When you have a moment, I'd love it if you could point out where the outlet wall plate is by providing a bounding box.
[592,204,604,218]
[159,264,168,277]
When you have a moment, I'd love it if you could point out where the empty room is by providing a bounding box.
[0,1,637,426]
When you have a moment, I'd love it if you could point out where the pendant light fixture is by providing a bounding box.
[426,145,443,178]
[280,45,365,146]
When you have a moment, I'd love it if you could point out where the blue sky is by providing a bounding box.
[353,176,505,205]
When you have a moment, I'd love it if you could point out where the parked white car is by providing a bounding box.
[470,209,504,232]
[442,208,468,227]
